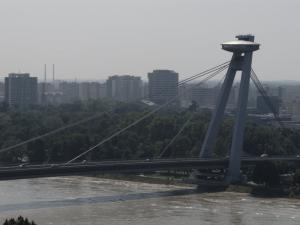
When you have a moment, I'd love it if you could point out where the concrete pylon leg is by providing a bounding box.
[199,55,238,158]
[227,52,253,183]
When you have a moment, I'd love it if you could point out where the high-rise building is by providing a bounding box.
[38,82,56,104]
[106,75,142,102]
[4,73,38,107]
[148,70,178,104]
[59,82,80,103]
[89,82,101,100]
[79,82,105,101]
[142,82,149,99]
[79,82,91,101]
[99,83,107,99]
[190,86,217,108]
[256,95,280,115]
[291,98,300,121]
[0,82,4,102]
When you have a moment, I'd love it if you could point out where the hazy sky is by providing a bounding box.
[1,0,300,81]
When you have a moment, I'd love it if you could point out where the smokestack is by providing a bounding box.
[44,64,47,82]
[42,64,47,104]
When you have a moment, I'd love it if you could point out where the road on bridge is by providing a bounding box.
[0,157,299,181]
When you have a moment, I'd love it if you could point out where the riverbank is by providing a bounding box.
[94,173,194,187]
[93,173,253,194]
[92,173,300,198]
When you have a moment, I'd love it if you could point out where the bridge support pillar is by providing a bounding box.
[199,35,260,184]
[199,56,238,158]
[227,51,253,183]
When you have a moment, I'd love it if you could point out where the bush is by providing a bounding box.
[3,216,36,225]
[252,162,280,186]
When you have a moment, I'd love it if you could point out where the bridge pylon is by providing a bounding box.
[199,35,260,183]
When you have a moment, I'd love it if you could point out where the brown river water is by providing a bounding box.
[0,176,299,225]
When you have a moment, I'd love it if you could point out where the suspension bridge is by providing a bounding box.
[1,34,299,185]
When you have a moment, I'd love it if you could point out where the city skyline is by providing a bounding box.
[1,0,300,81]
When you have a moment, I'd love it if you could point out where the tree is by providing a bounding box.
[3,216,36,225]
[252,162,280,186]
[0,100,299,168]
[149,117,177,141]
[27,140,46,163]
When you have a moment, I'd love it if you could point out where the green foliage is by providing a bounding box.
[3,216,36,225]
[252,162,280,186]
[0,100,299,164]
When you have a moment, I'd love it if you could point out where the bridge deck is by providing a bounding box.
[0,157,299,181]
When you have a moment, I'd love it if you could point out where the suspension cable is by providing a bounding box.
[178,61,229,85]
[250,68,284,127]
[158,70,227,159]
[0,110,113,154]
[250,68,300,152]
[66,64,229,164]
[0,62,229,157]
[157,112,194,158]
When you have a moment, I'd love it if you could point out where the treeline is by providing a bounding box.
[3,216,36,225]
[0,100,299,164]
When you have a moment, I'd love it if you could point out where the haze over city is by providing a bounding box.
[1,0,300,81]
[3,1,300,225]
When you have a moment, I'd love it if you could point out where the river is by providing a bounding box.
[0,176,299,225]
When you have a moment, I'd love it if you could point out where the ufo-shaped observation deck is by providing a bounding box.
[222,40,260,53]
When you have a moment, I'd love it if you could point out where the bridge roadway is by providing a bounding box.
[0,156,299,181]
